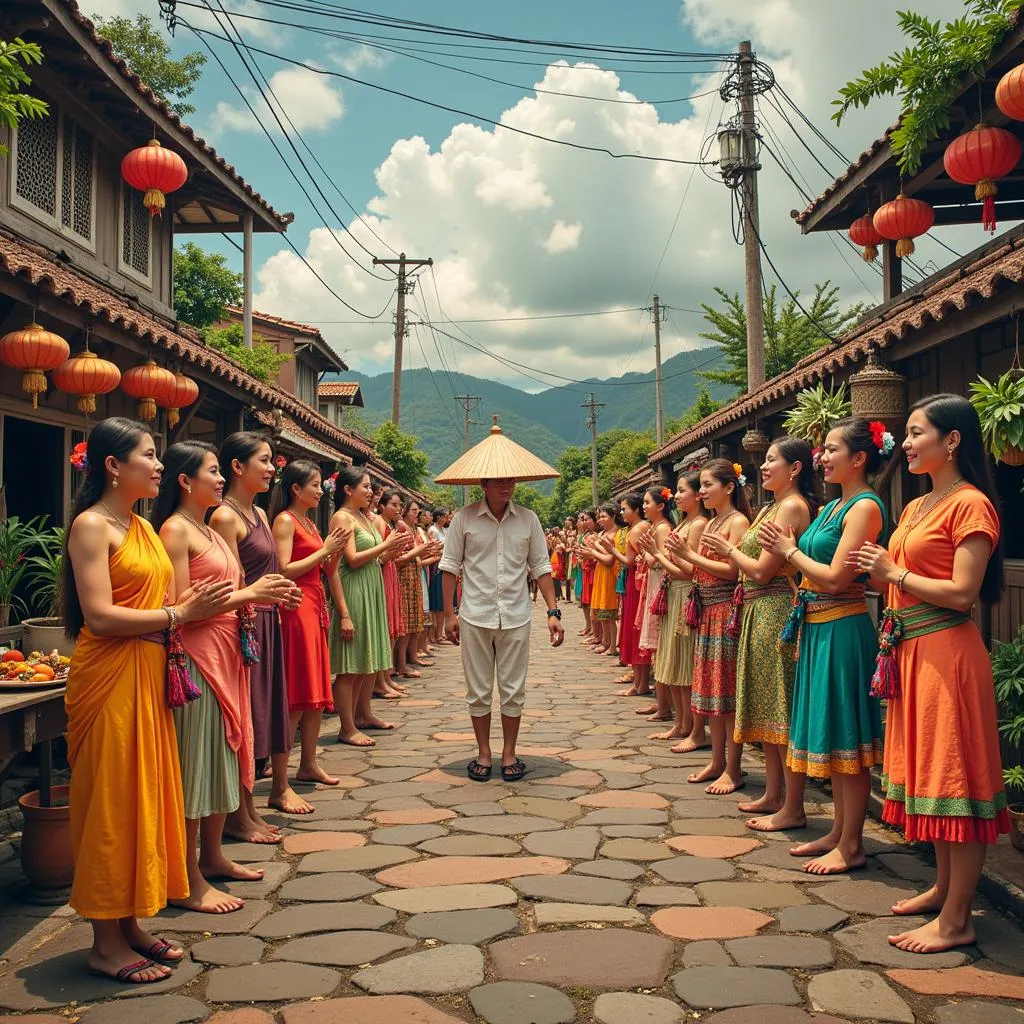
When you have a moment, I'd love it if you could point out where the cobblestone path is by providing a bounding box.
[1,603,1023,1024]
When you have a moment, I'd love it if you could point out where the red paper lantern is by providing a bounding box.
[121,359,176,421]
[121,139,188,218]
[943,124,1022,233]
[873,195,935,259]
[996,64,1024,121]
[848,214,884,263]
[156,372,200,428]
[0,322,70,408]
[53,350,121,414]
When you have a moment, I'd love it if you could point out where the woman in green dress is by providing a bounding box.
[759,418,887,875]
[328,467,410,747]
[703,438,814,826]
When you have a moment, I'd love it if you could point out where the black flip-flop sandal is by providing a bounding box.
[467,759,492,781]
[501,759,527,782]
[134,939,184,965]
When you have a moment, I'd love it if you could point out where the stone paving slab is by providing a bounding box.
[490,929,673,989]
[807,969,914,1023]
[933,1000,1024,1024]
[599,838,676,861]
[374,883,519,912]
[834,916,974,969]
[204,964,340,1002]
[533,903,645,925]
[886,964,1024,999]
[351,944,484,994]
[696,881,808,909]
[404,908,520,944]
[725,935,834,968]
[146,900,273,935]
[671,966,801,1009]
[680,940,733,967]
[375,854,570,887]
[650,907,773,940]
[367,824,448,845]
[79,995,210,1024]
[634,885,700,906]
[251,902,397,937]
[469,982,577,1024]
[651,857,736,884]
[189,936,265,966]
[296,845,420,873]
[775,905,849,933]
[521,827,601,859]
[270,930,416,965]
[277,871,382,902]
[512,874,633,905]
[592,992,683,1024]
[417,835,522,856]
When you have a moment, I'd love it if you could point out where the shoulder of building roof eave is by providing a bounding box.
[44,0,292,231]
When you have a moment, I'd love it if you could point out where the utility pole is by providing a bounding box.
[737,40,765,392]
[650,295,665,445]
[582,393,604,506]
[454,393,482,508]
[373,252,433,426]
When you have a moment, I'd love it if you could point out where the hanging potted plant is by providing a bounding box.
[782,382,852,449]
[969,371,1024,465]
[0,513,47,628]
[993,627,1024,852]
[21,527,73,658]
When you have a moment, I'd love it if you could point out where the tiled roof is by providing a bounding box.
[225,305,324,340]
[650,235,1024,463]
[319,382,362,399]
[278,417,346,463]
[52,0,291,229]
[0,232,374,459]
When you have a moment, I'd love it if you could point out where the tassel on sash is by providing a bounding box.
[239,603,261,666]
[166,625,201,708]
[726,582,744,638]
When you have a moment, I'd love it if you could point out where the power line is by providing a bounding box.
[184,24,719,167]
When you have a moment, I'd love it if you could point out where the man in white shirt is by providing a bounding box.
[440,477,564,782]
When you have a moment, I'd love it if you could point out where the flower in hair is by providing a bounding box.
[737,473,747,487]
[660,487,672,501]
[732,462,743,478]
[868,421,896,457]
[274,455,287,469]
[323,471,338,495]
[811,447,823,472]
[70,441,89,473]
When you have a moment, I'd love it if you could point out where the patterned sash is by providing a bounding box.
[779,585,867,654]
[871,602,972,698]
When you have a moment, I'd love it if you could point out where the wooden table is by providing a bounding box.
[0,686,67,806]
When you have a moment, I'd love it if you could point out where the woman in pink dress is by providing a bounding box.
[269,459,350,786]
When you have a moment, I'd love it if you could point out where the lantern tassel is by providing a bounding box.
[896,237,916,259]
[977,180,999,233]
[862,244,878,263]
[143,188,166,217]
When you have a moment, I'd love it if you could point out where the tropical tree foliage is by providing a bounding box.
[174,243,243,329]
[93,14,207,117]
[665,384,723,435]
[0,38,48,157]
[371,421,430,491]
[783,383,852,448]
[698,283,862,392]
[204,323,290,383]
[834,1,1024,175]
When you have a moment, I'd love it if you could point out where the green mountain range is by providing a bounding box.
[328,346,731,479]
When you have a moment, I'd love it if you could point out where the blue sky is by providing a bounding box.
[91,0,975,387]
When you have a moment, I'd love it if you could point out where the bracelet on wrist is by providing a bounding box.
[897,569,911,592]
[164,604,178,630]
[784,548,797,563]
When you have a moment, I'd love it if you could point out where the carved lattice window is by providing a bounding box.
[121,182,151,279]
[15,112,59,218]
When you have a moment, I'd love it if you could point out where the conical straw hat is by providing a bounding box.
[434,415,560,484]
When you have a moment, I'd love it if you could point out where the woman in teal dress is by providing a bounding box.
[760,418,888,876]
[328,466,409,747]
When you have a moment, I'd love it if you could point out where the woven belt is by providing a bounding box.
[696,581,734,607]
[779,587,866,651]
[740,578,794,603]
[871,602,971,698]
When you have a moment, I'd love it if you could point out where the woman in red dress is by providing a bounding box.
[614,493,652,698]
[270,459,349,785]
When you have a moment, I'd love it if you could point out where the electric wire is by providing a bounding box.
[409,321,465,432]
[184,23,719,167]
[191,4,392,274]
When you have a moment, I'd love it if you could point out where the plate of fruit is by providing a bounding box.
[0,649,71,689]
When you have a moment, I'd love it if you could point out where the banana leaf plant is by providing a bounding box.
[0,513,48,626]
[782,382,852,449]
[969,371,1024,464]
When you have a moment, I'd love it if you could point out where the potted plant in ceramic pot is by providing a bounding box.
[20,527,73,658]
[783,382,852,449]
[0,513,47,628]
[969,371,1024,465]
[992,626,1024,852]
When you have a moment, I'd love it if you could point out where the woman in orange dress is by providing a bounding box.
[270,459,349,786]
[587,504,621,656]
[853,393,1008,955]
[64,418,232,983]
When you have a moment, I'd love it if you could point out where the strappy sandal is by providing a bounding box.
[134,939,184,965]
[467,759,492,781]
[501,759,527,782]
[91,958,166,984]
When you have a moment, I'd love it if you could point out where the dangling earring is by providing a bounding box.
[947,448,955,462]
[186,484,192,494]
[112,475,119,489]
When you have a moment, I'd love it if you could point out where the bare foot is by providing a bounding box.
[746,811,807,832]
[337,731,375,747]
[268,786,314,815]
[892,886,944,916]
[646,714,674,723]
[356,717,397,731]
[296,766,341,785]
[705,770,744,795]
[789,835,839,857]
[650,727,686,740]
[401,670,422,679]
[688,763,722,784]
[633,703,659,714]
[87,951,171,983]
[737,794,782,814]
[888,918,975,954]
[222,825,281,845]
[251,811,281,834]
[373,690,402,700]
[200,858,264,882]
[614,674,633,684]
[671,738,710,754]
[803,847,866,875]
[171,881,243,914]
[592,646,609,655]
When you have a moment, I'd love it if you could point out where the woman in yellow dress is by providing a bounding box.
[64,418,232,983]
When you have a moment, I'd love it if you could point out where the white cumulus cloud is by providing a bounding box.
[544,220,582,254]
[210,66,343,136]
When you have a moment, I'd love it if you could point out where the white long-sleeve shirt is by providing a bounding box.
[438,500,552,629]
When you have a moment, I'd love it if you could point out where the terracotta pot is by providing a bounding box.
[1010,805,1024,854]
[20,618,75,659]
[999,445,1024,467]
[18,785,74,893]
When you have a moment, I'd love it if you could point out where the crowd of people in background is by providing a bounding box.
[57,388,1012,981]
[544,393,1009,956]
